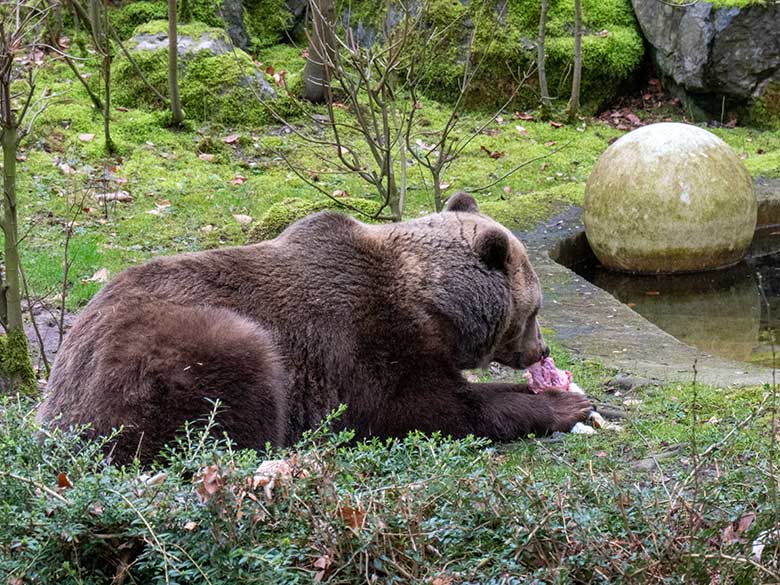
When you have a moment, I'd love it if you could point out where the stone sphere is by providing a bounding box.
[584,122,756,273]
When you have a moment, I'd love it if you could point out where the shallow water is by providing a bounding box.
[562,229,780,367]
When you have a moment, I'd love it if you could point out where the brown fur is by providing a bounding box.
[38,193,592,462]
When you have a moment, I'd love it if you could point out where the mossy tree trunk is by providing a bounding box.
[537,0,552,119]
[565,0,582,122]
[0,21,36,397]
[302,0,336,103]
[168,0,185,125]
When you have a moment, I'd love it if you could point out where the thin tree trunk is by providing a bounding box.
[538,0,551,118]
[90,0,114,152]
[2,126,23,334]
[566,0,582,122]
[302,0,336,103]
[168,0,185,125]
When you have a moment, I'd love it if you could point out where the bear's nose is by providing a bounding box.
[541,346,550,359]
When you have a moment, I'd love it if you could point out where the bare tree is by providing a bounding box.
[537,0,552,119]
[302,0,336,103]
[88,0,114,151]
[0,0,50,395]
[168,0,184,125]
[565,0,582,122]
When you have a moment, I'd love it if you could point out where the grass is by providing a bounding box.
[14,52,780,311]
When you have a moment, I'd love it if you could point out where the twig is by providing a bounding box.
[0,470,71,504]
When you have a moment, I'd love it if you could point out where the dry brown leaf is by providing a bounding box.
[515,125,528,135]
[183,520,198,531]
[79,133,95,142]
[96,191,133,203]
[88,502,103,516]
[58,162,76,175]
[314,554,332,581]
[233,214,253,225]
[198,153,215,162]
[514,111,534,121]
[331,189,348,198]
[86,268,110,283]
[340,503,366,530]
[195,464,224,503]
[223,133,240,145]
[231,175,247,185]
[57,472,73,490]
[432,576,454,585]
[439,182,451,190]
[549,120,564,128]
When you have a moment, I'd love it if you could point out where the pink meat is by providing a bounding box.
[524,357,572,394]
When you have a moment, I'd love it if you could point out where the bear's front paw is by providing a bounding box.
[542,390,593,433]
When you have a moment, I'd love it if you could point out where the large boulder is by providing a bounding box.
[584,123,756,274]
[631,0,780,124]
[112,21,279,125]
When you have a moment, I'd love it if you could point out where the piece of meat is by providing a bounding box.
[524,357,573,394]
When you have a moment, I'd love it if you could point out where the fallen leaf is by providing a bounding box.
[414,101,423,110]
[514,111,535,121]
[88,502,103,516]
[479,145,505,159]
[233,213,253,225]
[155,200,172,209]
[231,175,248,185]
[549,121,563,128]
[58,162,76,175]
[331,189,348,198]
[195,465,224,503]
[79,133,95,142]
[439,182,451,190]
[86,268,110,283]
[544,141,557,147]
[265,65,275,76]
[340,503,366,530]
[96,191,133,203]
[515,125,528,135]
[314,555,332,581]
[223,133,240,145]
[432,576,454,585]
[57,472,73,490]
[495,116,504,125]
[644,290,661,296]
[252,459,294,500]
[596,29,609,37]
[595,451,608,458]
[273,70,287,86]
[627,302,637,308]
[198,153,215,162]
[183,521,198,531]
[116,106,129,112]
[16,153,27,162]
[626,113,642,126]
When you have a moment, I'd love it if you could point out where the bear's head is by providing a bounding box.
[438,192,549,370]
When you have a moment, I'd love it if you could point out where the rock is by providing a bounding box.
[755,177,780,227]
[221,0,252,50]
[584,123,756,273]
[113,21,276,125]
[631,0,780,118]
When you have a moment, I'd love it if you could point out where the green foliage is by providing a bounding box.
[248,197,382,242]
[0,329,36,397]
[2,350,780,582]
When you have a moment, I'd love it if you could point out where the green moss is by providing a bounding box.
[749,82,780,130]
[244,0,293,48]
[248,197,382,242]
[112,22,279,125]
[0,329,37,398]
[109,1,168,39]
[480,182,584,230]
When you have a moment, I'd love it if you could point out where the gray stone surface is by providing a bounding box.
[755,176,780,227]
[631,0,780,101]
[222,0,252,50]
[516,207,774,387]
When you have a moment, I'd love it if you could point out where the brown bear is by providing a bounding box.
[38,193,592,463]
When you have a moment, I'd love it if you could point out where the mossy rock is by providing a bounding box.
[342,0,644,113]
[0,329,37,397]
[248,197,382,242]
[112,21,295,125]
[109,0,293,48]
[749,82,780,130]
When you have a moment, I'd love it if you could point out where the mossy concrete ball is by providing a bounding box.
[584,122,756,274]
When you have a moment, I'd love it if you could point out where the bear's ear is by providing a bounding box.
[445,192,480,213]
[475,229,510,271]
